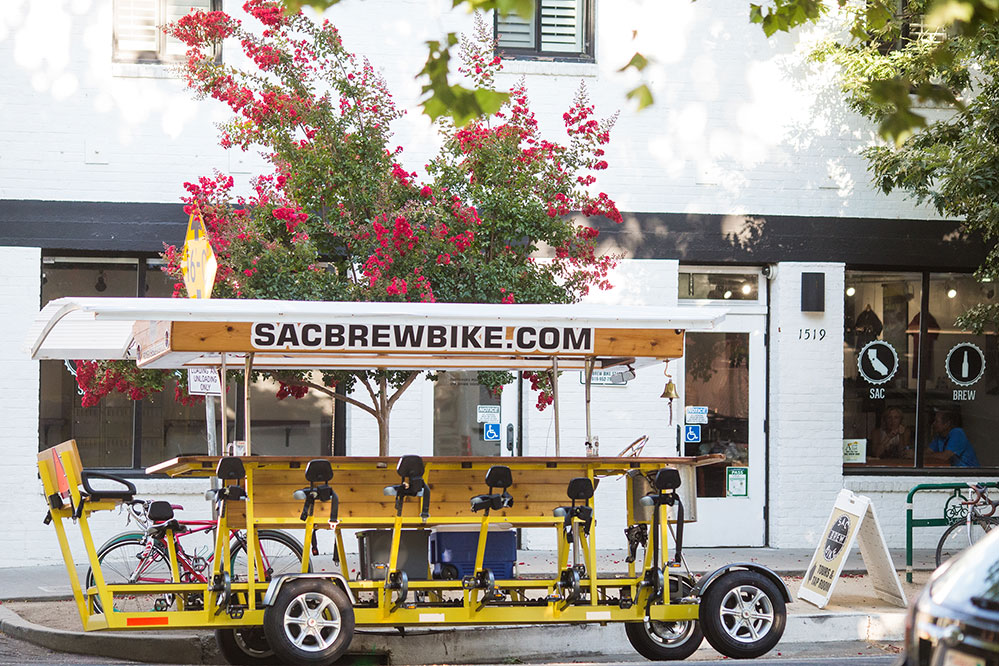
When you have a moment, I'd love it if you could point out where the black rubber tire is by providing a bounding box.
[230,530,309,581]
[263,579,354,665]
[215,627,278,665]
[699,571,786,659]
[935,517,999,567]
[626,617,704,661]
[439,564,460,580]
[625,573,704,661]
[86,533,172,613]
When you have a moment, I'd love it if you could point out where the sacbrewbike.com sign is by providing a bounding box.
[250,322,594,354]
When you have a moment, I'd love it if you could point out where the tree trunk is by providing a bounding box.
[378,375,389,456]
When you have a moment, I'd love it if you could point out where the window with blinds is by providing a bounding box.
[113,0,215,63]
[496,0,592,59]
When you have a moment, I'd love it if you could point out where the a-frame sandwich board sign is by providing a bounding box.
[798,489,907,609]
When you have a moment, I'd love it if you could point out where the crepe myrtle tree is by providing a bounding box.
[75,2,619,455]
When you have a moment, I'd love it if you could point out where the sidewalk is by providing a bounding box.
[0,547,937,664]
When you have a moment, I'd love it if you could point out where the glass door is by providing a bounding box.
[681,323,766,546]
[433,371,514,456]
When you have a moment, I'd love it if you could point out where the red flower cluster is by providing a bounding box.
[170,10,237,47]
[276,382,309,400]
[272,206,308,232]
[243,0,285,28]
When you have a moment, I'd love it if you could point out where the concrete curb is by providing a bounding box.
[0,604,908,664]
[0,606,218,664]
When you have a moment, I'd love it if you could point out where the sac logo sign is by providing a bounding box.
[823,515,851,562]
[251,323,595,355]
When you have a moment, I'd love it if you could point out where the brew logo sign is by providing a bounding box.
[250,322,594,355]
[798,489,906,610]
[823,515,850,561]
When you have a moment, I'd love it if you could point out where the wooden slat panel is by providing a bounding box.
[593,329,683,358]
[229,498,570,522]
[169,322,683,359]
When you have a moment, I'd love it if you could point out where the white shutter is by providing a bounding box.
[164,0,213,58]
[540,0,583,53]
[497,10,536,49]
[114,0,159,56]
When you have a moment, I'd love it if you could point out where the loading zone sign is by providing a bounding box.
[684,425,701,443]
[857,341,898,385]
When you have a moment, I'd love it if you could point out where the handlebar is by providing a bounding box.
[962,482,998,518]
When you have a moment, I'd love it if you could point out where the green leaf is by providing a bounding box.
[617,52,649,73]
[625,84,654,110]
[925,0,976,30]
[417,34,509,125]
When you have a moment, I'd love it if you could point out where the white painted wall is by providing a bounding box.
[767,262,846,548]
[1,0,944,218]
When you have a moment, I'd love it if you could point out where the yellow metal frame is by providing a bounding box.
[41,443,715,632]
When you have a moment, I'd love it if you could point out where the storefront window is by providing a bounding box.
[40,261,139,468]
[40,258,330,469]
[918,274,998,468]
[843,270,999,471]
[679,272,759,300]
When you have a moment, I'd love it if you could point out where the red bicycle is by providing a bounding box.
[85,498,308,614]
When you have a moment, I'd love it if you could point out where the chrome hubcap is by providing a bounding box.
[282,591,341,652]
[647,618,693,645]
[718,585,774,643]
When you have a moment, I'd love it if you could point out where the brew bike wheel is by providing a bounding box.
[86,533,173,613]
[935,517,999,567]
[230,530,309,581]
[625,574,704,661]
[215,627,276,665]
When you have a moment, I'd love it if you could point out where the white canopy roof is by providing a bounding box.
[27,297,726,370]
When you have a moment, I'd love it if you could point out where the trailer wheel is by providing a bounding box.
[625,574,703,661]
[263,579,354,665]
[625,616,703,661]
[215,627,274,665]
[699,571,785,659]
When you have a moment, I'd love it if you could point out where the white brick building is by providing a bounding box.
[1,0,994,568]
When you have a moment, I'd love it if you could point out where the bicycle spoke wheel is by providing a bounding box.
[87,534,174,613]
[936,518,999,567]
[231,530,309,582]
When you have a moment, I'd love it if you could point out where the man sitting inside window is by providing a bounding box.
[926,410,980,467]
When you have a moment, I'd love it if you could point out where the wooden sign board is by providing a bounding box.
[157,321,684,359]
[798,489,907,609]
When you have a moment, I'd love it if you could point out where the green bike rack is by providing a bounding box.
[906,481,999,582]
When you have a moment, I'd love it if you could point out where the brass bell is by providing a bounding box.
[661,378,679,399]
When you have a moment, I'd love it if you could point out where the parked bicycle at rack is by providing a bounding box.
[86,497,309,614]
[935,482,999,567]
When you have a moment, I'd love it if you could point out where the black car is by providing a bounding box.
[900,526,999,666]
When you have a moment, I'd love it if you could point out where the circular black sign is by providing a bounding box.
[857,341,898,385]
[823,515,851,562]
[945,343,986,387]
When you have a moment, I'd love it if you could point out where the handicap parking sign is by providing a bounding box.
[684,425,701,443]
[483,423,501,441]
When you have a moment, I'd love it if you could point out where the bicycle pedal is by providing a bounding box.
[228,607,245,619]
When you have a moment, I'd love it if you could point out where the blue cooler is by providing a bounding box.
[430,529,517,580]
